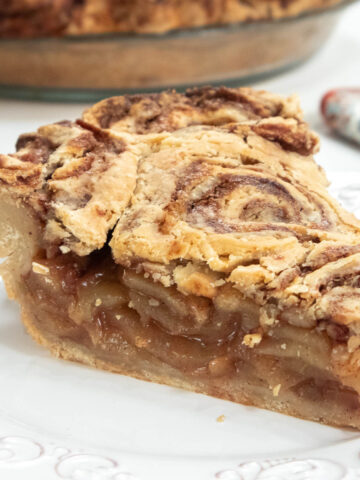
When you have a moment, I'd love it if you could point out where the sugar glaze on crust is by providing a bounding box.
[3,87,360,427]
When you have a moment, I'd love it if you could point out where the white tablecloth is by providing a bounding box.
[0,2,359,174]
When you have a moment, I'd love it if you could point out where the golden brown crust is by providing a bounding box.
[0,0,343,38]
[1,87,310,258]
[82,87,303,133]
[0,120,136,255]
[2,87,360,277]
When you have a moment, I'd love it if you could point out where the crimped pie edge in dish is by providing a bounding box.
[0,1,355,98]
[0,0,343,38]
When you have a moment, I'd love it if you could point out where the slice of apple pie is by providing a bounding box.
[2,87,360,428]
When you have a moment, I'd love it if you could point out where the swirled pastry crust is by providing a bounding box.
[0,0,342,38]
[2,86,360,428]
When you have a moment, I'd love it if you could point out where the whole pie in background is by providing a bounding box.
[0,0,343,37]
[1,87,360,428]
[0,0,349,97]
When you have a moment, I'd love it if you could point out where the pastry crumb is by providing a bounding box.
[115,314,122,320]
[32,262,50,275]
[242,333,262,348]
[281,343,287,350]
[95,298,102,307]
[348,336,360,353]
[135,336,148,348]
[265,317,275,326]
[287,284,309,294]
[128,300,135,308]
[272,384,281,397]
[216,414,225,423]
[149,298,160,307]
[59,245,71,254]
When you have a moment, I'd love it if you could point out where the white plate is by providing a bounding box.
[1,172,360,480]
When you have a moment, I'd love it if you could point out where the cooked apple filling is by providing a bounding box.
[2,87,360,428]
[22,247,360,424]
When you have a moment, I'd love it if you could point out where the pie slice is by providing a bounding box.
[2,87,360,428]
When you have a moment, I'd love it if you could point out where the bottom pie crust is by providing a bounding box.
[15,300,360,429]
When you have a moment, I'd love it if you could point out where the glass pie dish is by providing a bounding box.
[0,0,355,102]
